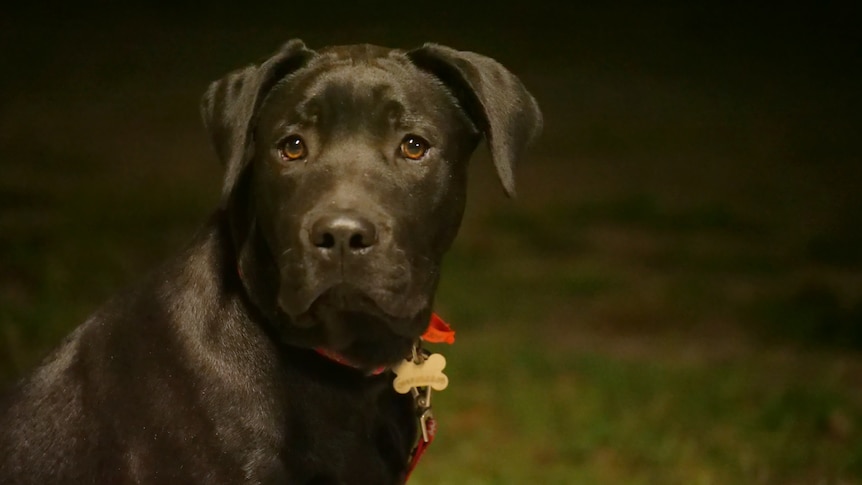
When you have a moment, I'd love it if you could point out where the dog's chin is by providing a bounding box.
[279,284,429,368]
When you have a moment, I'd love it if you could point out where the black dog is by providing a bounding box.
[0,40,541,484]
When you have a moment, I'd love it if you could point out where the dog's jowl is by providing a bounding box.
[0,40,541,484]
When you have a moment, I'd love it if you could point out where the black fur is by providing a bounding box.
[0,40,541,484]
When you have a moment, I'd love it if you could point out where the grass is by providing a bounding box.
[414,336,862,484]
[413,194,862,483]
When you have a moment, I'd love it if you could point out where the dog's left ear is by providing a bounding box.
[408,44,543,197]
[201,39,315,205]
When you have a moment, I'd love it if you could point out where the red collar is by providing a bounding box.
[312,347,388,375]
[313,313,455,374]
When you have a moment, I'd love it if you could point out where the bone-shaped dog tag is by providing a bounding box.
[392,353,449,394]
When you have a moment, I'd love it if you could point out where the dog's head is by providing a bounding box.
[201,40,541,367]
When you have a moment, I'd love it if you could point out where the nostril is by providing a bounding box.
[316,232,336,249]
[349,232,373,249]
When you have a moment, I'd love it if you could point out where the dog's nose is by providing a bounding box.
[309,214,378,253]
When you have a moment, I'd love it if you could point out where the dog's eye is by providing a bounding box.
[279,135,307,161]
[400,135,430,160]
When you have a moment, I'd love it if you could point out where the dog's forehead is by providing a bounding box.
[261,45,457,126]
[296,45,425,94]
[316,43,400,60]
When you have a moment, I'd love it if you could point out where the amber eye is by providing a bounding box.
[400,135,430,160]
[279,135,307,161]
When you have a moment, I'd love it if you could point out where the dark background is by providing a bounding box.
[1,2,861,482]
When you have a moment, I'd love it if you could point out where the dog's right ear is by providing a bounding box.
[201,39,314,205]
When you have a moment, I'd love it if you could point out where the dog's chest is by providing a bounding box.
[275,363,418,484]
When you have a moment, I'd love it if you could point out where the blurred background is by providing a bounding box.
[1,2,860,483]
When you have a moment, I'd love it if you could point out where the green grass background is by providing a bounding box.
[1,3,860,483]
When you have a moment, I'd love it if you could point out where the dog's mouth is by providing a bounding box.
[267,244,440,365]
[277,266,428,321]
[286,284,426,341]
[277,284,426,366]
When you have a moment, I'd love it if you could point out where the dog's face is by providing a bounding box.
[252,46,477,336]
[202,41,541,367]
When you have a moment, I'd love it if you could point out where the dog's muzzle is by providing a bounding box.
[275,209,424,323]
